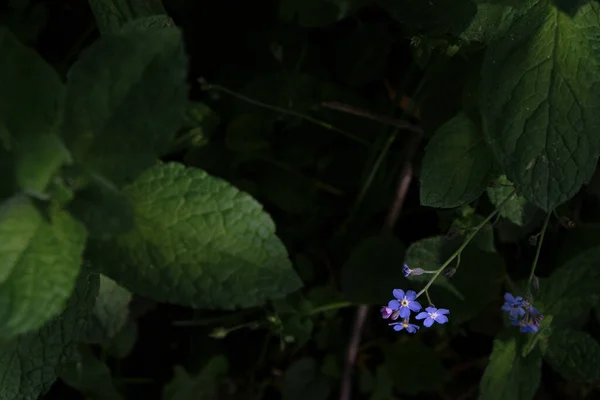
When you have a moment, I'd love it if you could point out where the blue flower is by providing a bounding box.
[402,264,411,277]
[388,289,422,318]
[501,292,525,320]
[389,318,420,333]
[415,307,450,327]
[502,293,544,333]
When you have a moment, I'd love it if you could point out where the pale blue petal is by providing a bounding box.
[423,317,434,327]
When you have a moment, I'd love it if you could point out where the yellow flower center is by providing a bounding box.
[401,299,409,307]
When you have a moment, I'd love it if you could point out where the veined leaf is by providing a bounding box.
[88,162,302,309]
[480,0,600,210]
[420,113,495,208]
[479,337,542,400]
[0,195,87,339]
[63,26,187,186]
[0,28,69,194]
[0,269,99,400]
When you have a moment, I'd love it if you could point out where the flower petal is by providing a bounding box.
[408,300,422,312]
[393,324,404,331]
[392,289,405,300]
[399,307,411,318]
[415,312,428,320]
[425,306,437,314]
[388,300,400,310]
[504,293,515,302]
[436,314,449,324]
[423,317,434,328]
[436,308,450,315]
[405,290,417,301]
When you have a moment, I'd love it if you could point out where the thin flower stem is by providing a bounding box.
[198,79,371,146]
[528,212,551,290]
[415,189,516,299]
[425,290,434,307]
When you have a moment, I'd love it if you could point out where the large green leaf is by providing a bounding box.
[538,245,600,326]
[480,0,600,211]
[340,235,406,304]
[0,269,99,400]
[62,26,187,186]
[545,329,600,384]
[0,28,70,194]
[479,337,542,400]
[420,113,495,208]
[89,162,302,309]
[0,195,87,339]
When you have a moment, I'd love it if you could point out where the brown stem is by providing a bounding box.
[339,128,423,400]
[321,101,422,135]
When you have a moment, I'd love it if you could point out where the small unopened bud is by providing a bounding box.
[532,276,540,292]
[411,268,425,276]
[209,327,228,339]
[444,268,457,278]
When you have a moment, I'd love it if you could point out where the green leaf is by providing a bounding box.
[0,268,99,400]
[84,274,132,345]
[487,175,534,226]
[162,356,228,400]
[103,320,138,359]
[480,0,600,211]
[278,0,368,27]
[521,315,553,357]
[68,176,135,238]
[459,2,514,44]
[89,162,302,309]
[377,0,477,35]
[538,245,600,325]
[479,337,542,400]
[59,345,125,400]
[62,26,187,186]
[404,235,464,300]
[120,15,175,32]
[283,357,332,400]
[0,28,70,193]
[340,235,406,304]
[420,113,495,208]
[0,195,87,338]
[385,340,448,395]
[545,329,600,384]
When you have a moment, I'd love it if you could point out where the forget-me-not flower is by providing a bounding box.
[501,293,525,320]
[415,307,450,327]
[501,292,544,333]
[388,289,422,318]
[389,318,420,333]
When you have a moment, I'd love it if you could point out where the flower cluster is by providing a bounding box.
[380,288,450,333]
[501,293,544,333]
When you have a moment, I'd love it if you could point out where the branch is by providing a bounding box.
[321,101,423,135]
[339,126,424,400]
